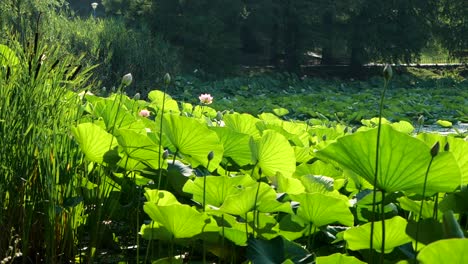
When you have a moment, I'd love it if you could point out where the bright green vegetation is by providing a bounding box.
[1,1,468,263]
[1,40,467,263]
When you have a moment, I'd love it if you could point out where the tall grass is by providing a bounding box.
[0,33,93,262]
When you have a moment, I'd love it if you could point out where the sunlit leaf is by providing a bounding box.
[163,114,223,170]
[316,125,461,195]
[316,253,366,264]
[148,90,180,113]
[223,113,262,139]
[218,182,292,216]
[251,130,296,178]
[417,239,468,263]
[343,216,411,253]
[417,133,468,185]
[71,123,119,165]
[183,175,256,208]
[116,129,164,169]
[143,203,213,239]
[290,193,353,227]
[210,127,253,166]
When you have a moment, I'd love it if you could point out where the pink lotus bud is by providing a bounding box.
[139,109,150,117]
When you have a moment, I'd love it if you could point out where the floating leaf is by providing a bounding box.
[316,125,461,195]
[436,119,452,128]
[273,107,290,117]
[344,216,411,253]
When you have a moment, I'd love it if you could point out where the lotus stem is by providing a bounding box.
[415,144,437,253]
[157,75,169,190]
[370,65,391,262]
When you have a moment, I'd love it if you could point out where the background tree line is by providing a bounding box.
[96,0,466,73]
[1,0,466,79]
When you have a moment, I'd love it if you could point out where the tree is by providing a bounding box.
[434,0,468,61]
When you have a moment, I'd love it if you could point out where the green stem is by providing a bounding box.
[415,156,435,253]
[380,191,386,264]
[433,193,439,220]
[370,78,389,260]
[203,159,212,212]
[157,82,168,190]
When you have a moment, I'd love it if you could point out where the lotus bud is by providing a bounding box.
[383,64,393,82]
[164,73,171,85]
[133,93,141,100]
[216,111,223,121]
[207,151,214,161]
[444,142,450,152]
[102,86,106,93]
[418,115,424,125]
[163,149,169,160]
[138,109,150,117]
[430,141,440,157]
[122,73,133,87]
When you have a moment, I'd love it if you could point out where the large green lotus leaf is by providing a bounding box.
[218,182,292,216]
[192,105,217,119]
[140,221,172,241]
[397,196,437,219]
[293,161,342,179]
[144,189,179,206]
[212,213,249,246]
[417,239,468,264]
[117,154,151,172]
[277,176,305,195]
[116,129,164,169]
[93,97,146,132]
[162,114,223,170]
[294,146,312,163]
[210,127,253,166]
[257,123,306,147]
[148,90,180,113]
[223,113,262,139]
[290,193,353,227]
[343,216,411,253]
[417,133,468,185]
[71,123,119,165]
[182,175,256,208]
[251,130,296,178]
[245,212,279,240]
[143,203,212,239]
[300,175,334,193]
[316,124,461,195]
[316,253,366,264]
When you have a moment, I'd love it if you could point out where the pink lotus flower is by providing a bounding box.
[199,93,213,104]
[139,109,150,117]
